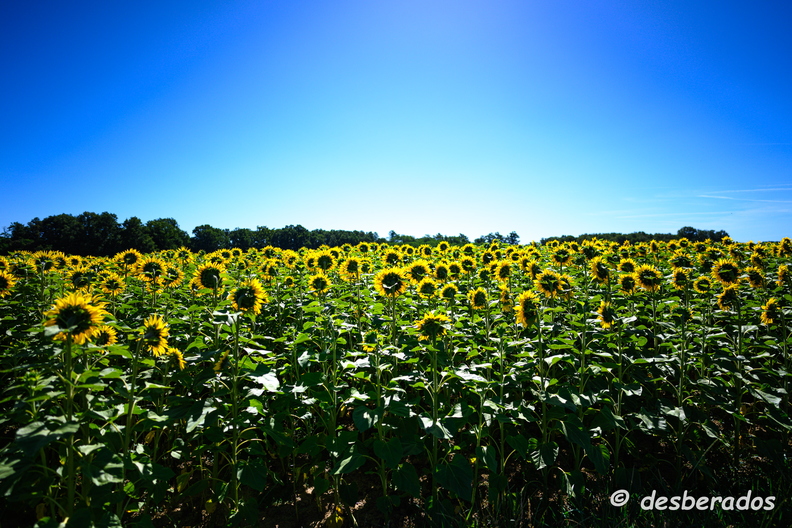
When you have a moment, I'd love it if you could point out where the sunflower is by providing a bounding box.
[749,252,764,269]
[415,312,451,341]
[596,300,617,329]
[416,277,438,298]
[308,273,331,295]
[137,256,167,285]
[716,284,740,312]
[460,256,476,274]
[405,259,431,284]
[361,329,379,352]
[778,264,790,288]
[194,262,226,291]
[373,268,408,298]
[68,267,95,291]
[382,249,402,267]
[498,284,513,312]
[670,306,693,326]
[260,259,279,280]
[115,249,143,269]
[357,242,371,254]
[493,261,512,282]
[589,256,610,283]
[0,270,17,298]
[339,257,362,281]
[468,287,487,310]
[711,259,741,286]
[743,266,764,289]
[551,248,573,267]
[140,315,169,356]
[447,262,462,277]
[162,265,184,289]
[168,347,186,370]
[534,270,563,298]
[515,290,539,327]
[31,251,56,273]
[618,274,637,295]
[671,268,690,291]
[99,272,126,296]
[437,241,450,253]
[778,237,792,257]
[45,292,108,345]
[481,250,496,266]
[92,325,118,347]
[434,263,450,282]
[477,267,491,282]
[669,251,693,269]
[693,276,713,294]
[282,275,295,288]
[440,283,458,302]
[634,265,663,292]
[314,250,336,273]
[523,259,543,280]
[229,278,267,314]
[760,298,781,326]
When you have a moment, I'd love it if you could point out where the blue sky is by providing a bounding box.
[2,1,791,243]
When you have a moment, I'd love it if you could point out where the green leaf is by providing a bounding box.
[435,454,473,501]
[185,400,215,433]
[373,437,402,469]
[584,443,610,474]
[353,406,382,432]
[506,435,531,460]
[238,459,267,492]
[531,441,558,470]
[313,476,331,496]
[393,463,421,498]
[334,453,365,475]
[475,445,498,472]
[560,414,591,449]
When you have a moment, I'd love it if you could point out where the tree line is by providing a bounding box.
[0,212,481,256]
[540,226,730,245]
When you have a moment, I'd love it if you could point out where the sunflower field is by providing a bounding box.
[1,237,791,527]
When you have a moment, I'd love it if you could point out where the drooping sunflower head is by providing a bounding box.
[671,268,690,291]
[115,249,143,268]
[778,264,790,288]
[137,256,167,283]
[515,290,539,327]
[597,300,617,329]
[92,325,118,347]
[140,315,169,356]
[468,287,488,310]
[229,278,267,314]
[634,265,663,292]
[99,272,126,296]
[778,237,792,257]
[693,276,713,294]
[194,262,226,291]
[373,268,407,298]
[416,277,438,298]
[0,270,17,298]
[716,284,740,312]
[760,298,781,326]
[339,257,362,281]
[743,266,764,289]
[45,292,108,344]
[749,252,764,269]
[434,263,450,282]
[498,285,513,312]
[551,248,574,267]
[711,259,741,286]
[589,256,610,283]
[618,274,637,295]
[415,312,451,341]
[669,251,693,270]
[406,259,431,284]
[535,270,563,298]
[440,283,458,302]
[308,273,331,295]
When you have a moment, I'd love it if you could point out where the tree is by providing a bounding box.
[147,218,190,250]
[191,224,231,252]
[121,217,156,253]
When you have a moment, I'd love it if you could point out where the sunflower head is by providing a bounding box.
[406,260,431,284]
[308,273,331,295]
[468,287,488,310]
[618,274,637,295]
[194,263,226,291]
[340,257,362,281]
[382,250,402,267]
[760,298,781,326]
[634,265,663,292]
[460,256,476,273]
[671,268,690,291]
[515,290,539,327]
[744,266,764,289]
[669,251,693,269]
[415,312,451,341]
[374,268,407,298]
[670,306,693,326]
[535,270,563,298]
[447,262,462,276]
[589,257,610,283]
[440,283,458,302]
[99,272,126,296]
[45,293,108,344]
[140,315,169,356]
[498,285,513,312]
[115,249,143,268]
[93,325,118,347]
[693,276,713,294]
[434,263,450,282]
[137,256,167,282]
[712,259,741,286]
[229,278,267,314]
[716,284,740,312]
[314,250,337,273]
[597,301,617,329]
[494,261,512,282]
[0,270,17,298]
[778,265,790,288]
[417,277,438,298]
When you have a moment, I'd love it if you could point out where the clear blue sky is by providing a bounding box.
[2,1,791,243]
